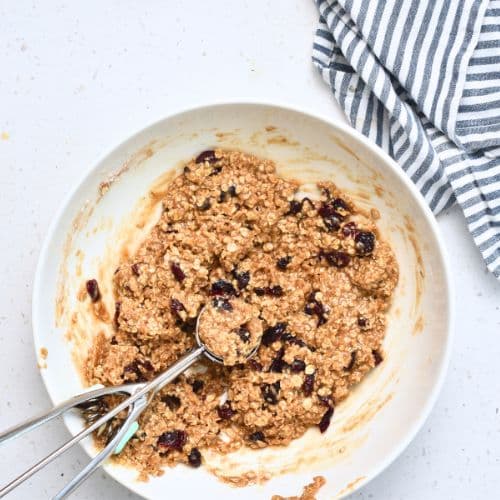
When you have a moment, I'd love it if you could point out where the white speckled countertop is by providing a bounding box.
[0,1,499,499]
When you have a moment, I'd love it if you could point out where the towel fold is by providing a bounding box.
[313,0,500,278]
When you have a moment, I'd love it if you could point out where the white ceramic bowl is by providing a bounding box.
[32,103,453,499]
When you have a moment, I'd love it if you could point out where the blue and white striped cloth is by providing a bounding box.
[313,0,500,279]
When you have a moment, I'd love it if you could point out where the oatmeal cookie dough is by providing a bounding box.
[198,297,263,366]
[85,149,398,479]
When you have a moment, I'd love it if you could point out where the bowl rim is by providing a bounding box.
[32,100,454,499]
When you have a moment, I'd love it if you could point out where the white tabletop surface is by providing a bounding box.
[1,1,499,499]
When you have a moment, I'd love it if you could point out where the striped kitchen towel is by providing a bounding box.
[312,0,500,279]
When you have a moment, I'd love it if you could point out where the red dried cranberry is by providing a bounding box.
[178,317,197,334]
[218,190,228,203]
[357,316,368,327]
[197,198,211,211]
[318,406,334,433]
[217,401,236,420]
[262,322,287,346]
[323,250,350,268]
[141,360,154,371]
[372,349,383,366]
[86,279,100,302]
[248,359,263,371]
[261,382,280,405]
[187,448,202,467]
[333,198,349,213]
[195,150,217,164]
[170,298,185,315]
[228,185,237,197]
[114,301,121,328]
[268,347,287,373]
[282,333,308,348]
[277,256,292,270]
[255,286,283,297]
[285,197,315,215]
[249,431,265,442]
[304,291,328,327]
[322,214,342,231]
[209,165,223,176]
[355,231,376,255]
[170,262,186,282]
[302,373,315,396]
[212,297,233,311]
[344,351,356,371]
[290,359,306,372]
[157,430,187,450]
[342,221,358,238]
[268,285,283,297]
[131,263,141,276]
[210,280,236,296]
[286,200,303,215]
[162,394,181,411]
[232,269,250,290]
[237,326,250,343]
[191,379,204,394]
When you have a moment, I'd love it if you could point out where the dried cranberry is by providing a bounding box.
[355,231,376,256]
[187,448,202,467]
[114,301,121,328]
[170,262,186,282]
[232,269,250,290]
[323,250,350,268]
[267,285,283,297]
[170,298,185,315]
[261,382,280,405]
[333,198,349,213]
[131,263,141,276]
[255,286,283,297]
[141,360,154,371]
[262,322,287,346]
[302,374,315,396]
[281,333,308,348]
[157,430,187,450]
[276,256,292,270]
[322,214,342,231]
[290,359,306,372]
[195,150,217,164]
[372,349,383,366]
[304,291,328,327]
[269,347,287,373]
[285,197,315,216]
[357,316,368,328]
[318,406,334,433]
[237,326,250,343]
[209,165,223,176]
[318,395,334,407]
[248,359,263,371]
[197,198,211,211]
[228,185,237,197]
[286,200,302,215]
[218,190,227,203]
[179,317,197,334]
[210,280,236,296]
[217,401,236,420]
[249,431,265,442]
[342,221,358,238]
[86,279,100,302]
[191,380,204,394]
[212,297,233,311]
[162,394,181,411]
[344,351,356,371]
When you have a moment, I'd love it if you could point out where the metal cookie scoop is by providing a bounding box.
[0,305,261,499]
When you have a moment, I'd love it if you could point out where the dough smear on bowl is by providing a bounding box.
[84,149,398,479]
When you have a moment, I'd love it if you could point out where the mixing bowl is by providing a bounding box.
[32,102,453,499]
